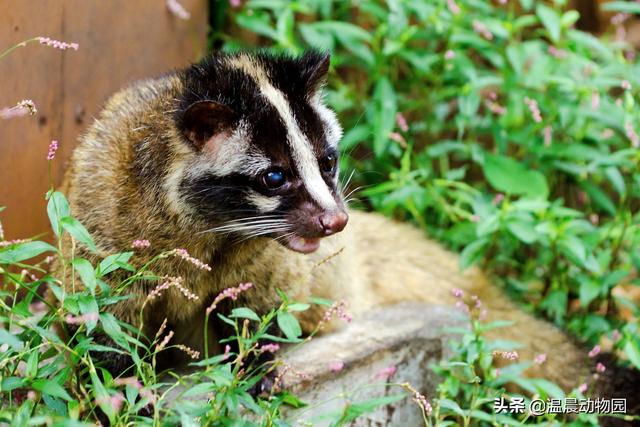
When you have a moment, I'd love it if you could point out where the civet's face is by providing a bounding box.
[175,51,348,254]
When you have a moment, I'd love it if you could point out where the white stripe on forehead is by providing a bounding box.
[311,92,343,149]
[226,55,337,210]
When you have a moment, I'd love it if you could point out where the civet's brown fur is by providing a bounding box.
[54,60,590,394]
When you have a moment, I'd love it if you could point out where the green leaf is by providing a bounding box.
[60,216,98,253]
[182,382,216,398]
[506,220,537,244]
[72,258,97,294]
[0,329,24,351]
[579,279,601,308]
[439,398,465,417]
[25,350,39,378]
[371,77,397,158]
[32,379,72,401]
[287,303,311,312]
[230,307,260,322]
[624,340,640,370]
[581,182,616,215]
[46,191,70,237]
[98,252,134,277]
[299,23,334,51]
[536,4,561,43]
[0,241,56,264]
[341,394,406,423]
[602,2,640,14]
[483,154,548,198]
[518,0,533,11]
[1,377,27,392]
[459,238,489,270]
[276,312,302,340]
[235,13,279,40]
[605,167,626,196]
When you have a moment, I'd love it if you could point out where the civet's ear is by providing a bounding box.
[301,51,330,97]
[181,101,237,150]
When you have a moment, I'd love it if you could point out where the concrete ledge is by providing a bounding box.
[282,303,467,426]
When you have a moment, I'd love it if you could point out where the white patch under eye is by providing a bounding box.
[247,191,281,213]
[227,55,338,210]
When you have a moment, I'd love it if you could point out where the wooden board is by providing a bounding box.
[0,0,208,241]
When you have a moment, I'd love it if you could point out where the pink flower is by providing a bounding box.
[495,368,501,377]
[176,344,200,359]
[444,50,455,60]
[547,46,567,58]
[114,377,143,389]
[534,353,547,365]
[131,239,150,249]
[451,288,464,298]
[470,214,480,223]
[259,343,280,353]
[2,99,38,119]
[376,365,398,380]
[206,282,253,315]
[486,100,506,116]
[455,300,469,313]
[492,193,505,205]
[320,300,353,324]
[622,80,632,91]
[65,312,99,325]
[588,345,601,358]
[170,248,212,271]
[155,330,174,352]
[447,0,460,15]
[230,0,242,7]
[625,122,639,148]
[596,362,606,373]
[611,13,630,26]
[166,0,190,20]
[413,391,433,416]
[389,132,407,147]
[96,393,124,414]
[38,37,78,50]
[493,350,519,360]
[329,361,344,373]
[472,20,493,40]
[471,294,481,308]
[148,276,199,301]
[591,92,600,110]
[395,112,409,132]
[223,344,231,360]
[578,382,588,393]
[524,97,542,123]
[47,140,59,160]
[612,329,621,343]
[625,50,636,62]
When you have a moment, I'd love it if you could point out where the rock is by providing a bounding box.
[281,303,467,426]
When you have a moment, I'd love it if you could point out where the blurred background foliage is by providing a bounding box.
[215,0,640,369]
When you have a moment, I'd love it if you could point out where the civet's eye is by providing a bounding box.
[262,168,287,189]
[320,154,337,174]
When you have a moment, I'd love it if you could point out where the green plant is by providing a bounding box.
[225,0,640,371]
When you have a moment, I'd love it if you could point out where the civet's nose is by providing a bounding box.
[319,210,349,236]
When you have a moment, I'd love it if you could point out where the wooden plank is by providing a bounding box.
[0,0,208,241]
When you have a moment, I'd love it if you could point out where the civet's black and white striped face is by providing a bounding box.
[176,51,348,254]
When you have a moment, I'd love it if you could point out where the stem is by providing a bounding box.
[0,37,40,61]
